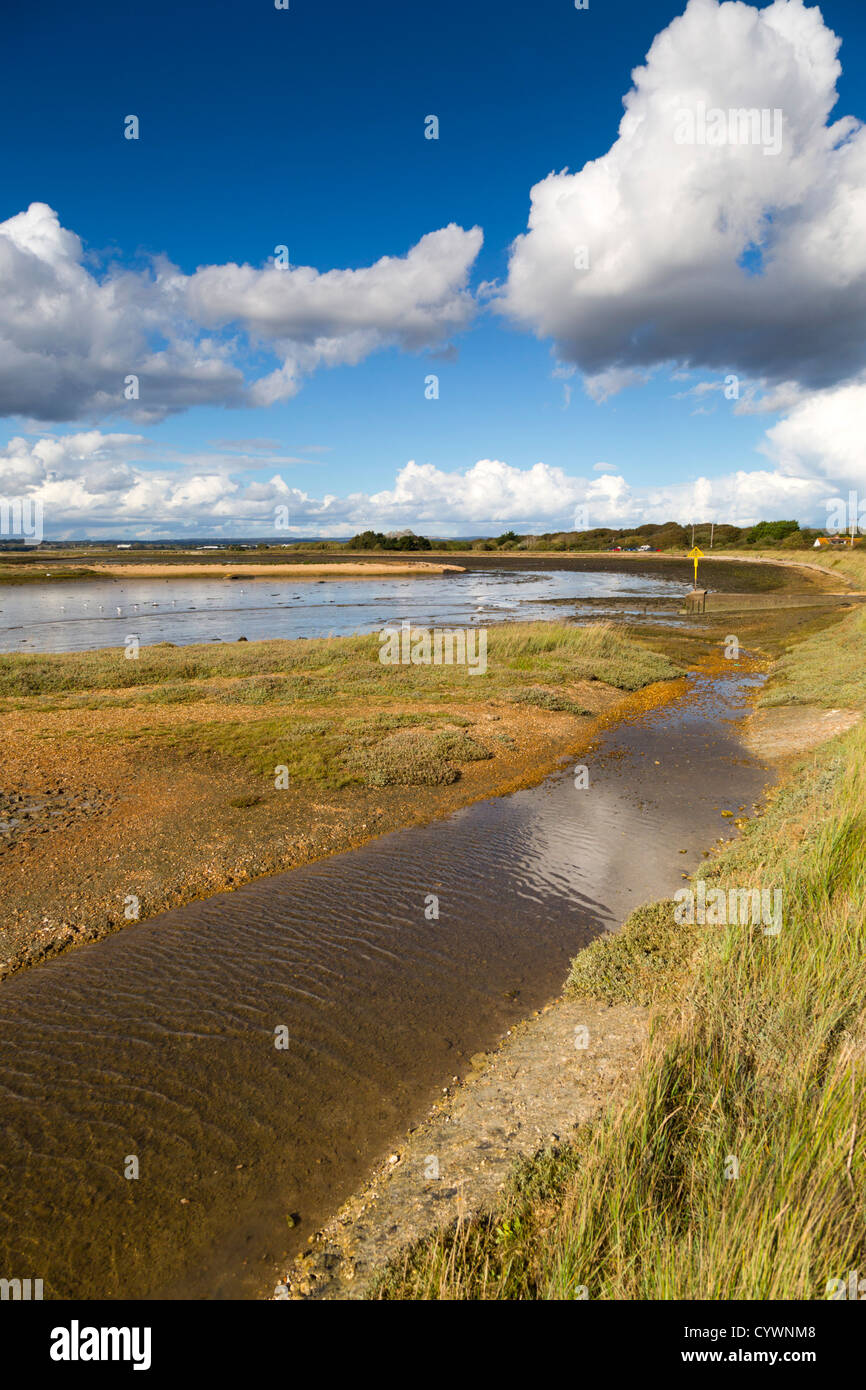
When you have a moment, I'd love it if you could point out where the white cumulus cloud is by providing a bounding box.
[502,0,866,394]
[0,204,483,423]
[0,432,843,538]
[760,378,866,495]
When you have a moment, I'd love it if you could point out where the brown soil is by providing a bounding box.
[741,705,862,760]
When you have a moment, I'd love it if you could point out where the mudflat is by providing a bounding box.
[63,561,466,580]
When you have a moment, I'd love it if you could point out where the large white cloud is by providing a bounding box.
[0,431,841,537]
[502,0,866,393]
[0,205,246,423]
[761,378,866,494]
[0,204,482,422]
[184,225,482,406]
[366,459,590,522]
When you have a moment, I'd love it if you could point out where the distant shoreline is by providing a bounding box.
[0,548,844,593]
[17,560,467,582]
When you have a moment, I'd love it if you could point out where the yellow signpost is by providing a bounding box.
[687,545,705,589]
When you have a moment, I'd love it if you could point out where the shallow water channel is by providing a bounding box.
[0,667,769,1299]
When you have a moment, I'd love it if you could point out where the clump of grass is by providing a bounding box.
[507,687,593,716]
[487,621,681,692]
[566,900,694,1006]
[345,727,490,787]
[432,730,492,762]
[347,729,458,787]
[216,676,291,705]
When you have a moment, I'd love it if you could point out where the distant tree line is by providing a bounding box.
[347,530,432,551]
[343,520,820,553]
[8,519,836,557]
[504,519,809,552]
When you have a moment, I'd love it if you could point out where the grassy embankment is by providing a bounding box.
[0,623,679,790]
[750,545,866,593]
[0,565,105,584]
[374,604,866,1299]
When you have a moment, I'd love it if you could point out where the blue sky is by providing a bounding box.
[2,0,866,537]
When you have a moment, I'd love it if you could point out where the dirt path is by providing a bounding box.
[741,705,862,759]
[274,995,649,1300]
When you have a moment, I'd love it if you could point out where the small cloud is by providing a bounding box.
[208,437,284,451]
[428,343,459,364]
[583,366,653,402]
[476,278,501,302]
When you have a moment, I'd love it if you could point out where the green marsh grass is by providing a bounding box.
[5,623,679,789]
[0,622,679,708]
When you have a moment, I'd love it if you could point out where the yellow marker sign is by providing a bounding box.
[687,545,705,586]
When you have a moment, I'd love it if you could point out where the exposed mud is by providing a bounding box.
[741,705,862,760]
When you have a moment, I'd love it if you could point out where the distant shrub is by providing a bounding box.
[346,726,489,786]
[506,687,593,715]
[746,520,800,544]
[347,530,432,551]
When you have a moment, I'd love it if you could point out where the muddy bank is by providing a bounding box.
[1,549,839,594]
[0,557,466,583]
[740,704,862,759]
[69,561,466,580]
[684,590,862,614]
[423,552,843,593]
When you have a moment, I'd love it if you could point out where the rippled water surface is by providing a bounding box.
[0,669,768,1299]
[0,567,689,653]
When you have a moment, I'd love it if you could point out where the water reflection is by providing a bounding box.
[0,567,689,653]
